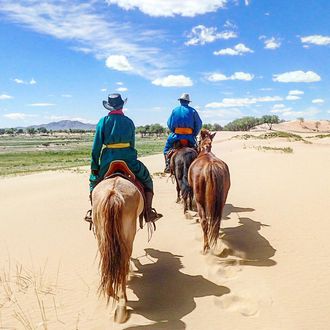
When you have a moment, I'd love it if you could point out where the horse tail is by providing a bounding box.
[95,188,129,303]
[205,163,224,247]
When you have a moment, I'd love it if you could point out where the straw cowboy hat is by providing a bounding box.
[103,93,127,111]
[178,93,191,103]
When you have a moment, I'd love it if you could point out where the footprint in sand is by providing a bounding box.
[214,294,260,317]
[208,261,242,280]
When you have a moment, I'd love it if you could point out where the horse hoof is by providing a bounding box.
[114,306,129,323]
[185,212,193,220]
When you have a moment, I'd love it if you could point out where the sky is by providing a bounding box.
[0,0,330,128]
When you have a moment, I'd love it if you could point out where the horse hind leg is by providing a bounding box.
[175,178,181,203]
[114,286,129,323]
[201,218,210,254]
[196,202,209,254]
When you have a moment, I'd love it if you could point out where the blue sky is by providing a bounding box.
[0,0,329,128]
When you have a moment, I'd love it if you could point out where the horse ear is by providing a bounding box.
[211,132,216,140]
[200,129,207,139]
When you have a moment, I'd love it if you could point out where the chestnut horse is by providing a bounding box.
[92,176,144,323]
[188,129,230,253]
[170,147,198,213]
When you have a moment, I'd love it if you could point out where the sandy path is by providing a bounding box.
[0,133,329,329]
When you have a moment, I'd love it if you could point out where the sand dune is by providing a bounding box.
[0,131,330,329]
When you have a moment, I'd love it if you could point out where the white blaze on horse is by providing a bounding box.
[92,162,144,323]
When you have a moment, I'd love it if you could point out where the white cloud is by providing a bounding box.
[286,95,300,101]
[185,25,237,46]
[14,78,24,84]
[312,99,324,104]
[106,0,227,17]
[27,103,55,107]
[0,1,171,79]
[200,108,243,120]
[3,112,36,120]
[257,96,283,102]
[272,104,285,109]
[0,94,13,100]
[270,107,292,114]
[116,87,128,92]
[280,107,320,118]
[289,90,304,95]
[301,35,330,46]
[260,87,273,91]
[207,72,254,81]
[152,75,193,87]
[100,88,107,92]
[224,20,237,30]
[13,78,36,85]
[273,71,321,83]
[244,0,251,5]
[105,55,133,71]
[205,96,283,108]
[264,37,281,50]
[213,43,253,56]
[61,94,72,98]
[116,82,124,85]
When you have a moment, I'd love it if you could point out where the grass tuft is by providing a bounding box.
[254,145,293,153]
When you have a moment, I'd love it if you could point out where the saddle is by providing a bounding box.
[104,160,146,229]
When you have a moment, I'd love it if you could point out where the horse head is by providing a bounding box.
[198,129,216,153]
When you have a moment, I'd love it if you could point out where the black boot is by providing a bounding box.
[164,154,170,173]
[145,190,163,222]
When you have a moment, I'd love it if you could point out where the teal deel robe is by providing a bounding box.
[89,113,153,192]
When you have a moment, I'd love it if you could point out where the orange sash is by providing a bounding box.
[174,127,193,134]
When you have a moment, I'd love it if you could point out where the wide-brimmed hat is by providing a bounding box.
[178,93,191,103]
[103,93,127,111]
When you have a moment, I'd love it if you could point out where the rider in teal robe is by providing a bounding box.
[86,93,161,223]
[89,113,152,192]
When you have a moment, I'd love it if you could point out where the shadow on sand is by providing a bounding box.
[220,217,277,267]
[125,248,230,330]
[222,203,255,220]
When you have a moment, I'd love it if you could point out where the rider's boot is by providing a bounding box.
[164,153,170,173]
[145,190,163,222]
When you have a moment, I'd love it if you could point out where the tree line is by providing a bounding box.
[1,115,282,136]
[0,127,94,135]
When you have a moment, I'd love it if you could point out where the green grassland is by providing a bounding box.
[0,134,166,176]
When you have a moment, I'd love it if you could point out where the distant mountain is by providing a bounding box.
[27,120,96,131]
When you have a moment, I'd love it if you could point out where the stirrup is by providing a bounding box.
[164,166,170,174]
[148,208,163,222]
[84,209,92,222]
[84,210,93,231]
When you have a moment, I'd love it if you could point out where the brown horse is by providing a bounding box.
[188,129,230,253]
[170,146,198,213]
[92,176,144,323]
